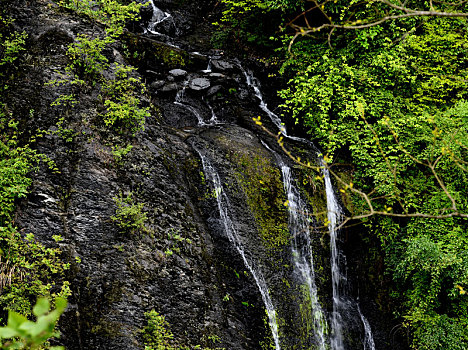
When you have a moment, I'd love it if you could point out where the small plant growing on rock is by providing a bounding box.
[142,310,174,350]
[101,63,149,135]
[0,15,27,87]
[111,192,147,234]
[111,144,133,165]
[66,34,110,82]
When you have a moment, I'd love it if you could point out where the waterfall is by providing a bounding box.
[194,147,281,350]
[358,304,376,350]
[323,165,345,350]
[175,84,206,125]
[242,64,377,349]
[205,100,219,124]
[202,58,212,73]
[281,164,329,350]
[147,0,176,35]
[323,165,376,350]
[238,65,287,135]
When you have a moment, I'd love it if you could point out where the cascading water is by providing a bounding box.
[242,64,376,349]
[194,146,281,350]
[281,163,329,350]
[202,58,212,73]
[175,84,206,125]
[323,165,346,350]
[323,164,376,350]
[238,65,287,135]
[147,0,176,35]
[205,99,219,124]
[358,304,376,350]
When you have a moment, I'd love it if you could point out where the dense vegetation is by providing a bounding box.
[218,0,468,349]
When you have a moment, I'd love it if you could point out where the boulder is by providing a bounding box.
[206,85,222,97]
[160,82,178,92]
[189,77,210,91]
[211,59,235,72]
[150,80,166,90]
[169,68,188,78]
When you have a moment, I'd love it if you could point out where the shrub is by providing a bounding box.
[111,192,148,234]
[66,35,110,81]
[101,63,149,135]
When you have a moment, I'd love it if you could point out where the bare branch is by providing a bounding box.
[253,118,468,227]
[287,0,468,50]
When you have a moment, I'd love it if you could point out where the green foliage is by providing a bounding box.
[142,310,174,350]
[0,297,67,350]
[141,310,225,350]
[213,0,288,50]
[0,16,26,69]
[278,10,468,349]
[0,106,70,319]
[0,8,70,321]
[0,14,27,92]
[58,0,143,38]
[101,63,149,135]
[111,192,148,234]
[52,1,148,135]
[66,35,110,81]
[111,143,133,165]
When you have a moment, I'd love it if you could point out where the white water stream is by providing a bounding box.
[281,164,329,350]
[323,164,346,350]
[238,65,287,135]
[206,100,219,124]
[147,0,175,34]
[242,65,376,349]
[358,304,376,350]
[194,147,281,350]
[175,85,206,126]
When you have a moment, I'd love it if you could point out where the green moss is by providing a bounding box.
[141,310,225,350]
[296,165,327,228]
[122,33,188,69]
[232,152,289,251]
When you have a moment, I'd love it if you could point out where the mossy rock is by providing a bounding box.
[232,151,289,252]
[121,33,207,71]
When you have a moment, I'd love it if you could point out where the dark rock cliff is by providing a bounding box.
[5,0,282,349]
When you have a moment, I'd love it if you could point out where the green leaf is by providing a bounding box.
[54,297,67,312]
[0,326,19,338]
[7,311,27,329]
[33,298,50,317]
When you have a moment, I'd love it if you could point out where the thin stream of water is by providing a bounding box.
[358,304,376,350]
[194,147,281,350]
[175,85,206,125]
[147,0,176,34]
[323,165,345,350]
[281,164,329,350]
